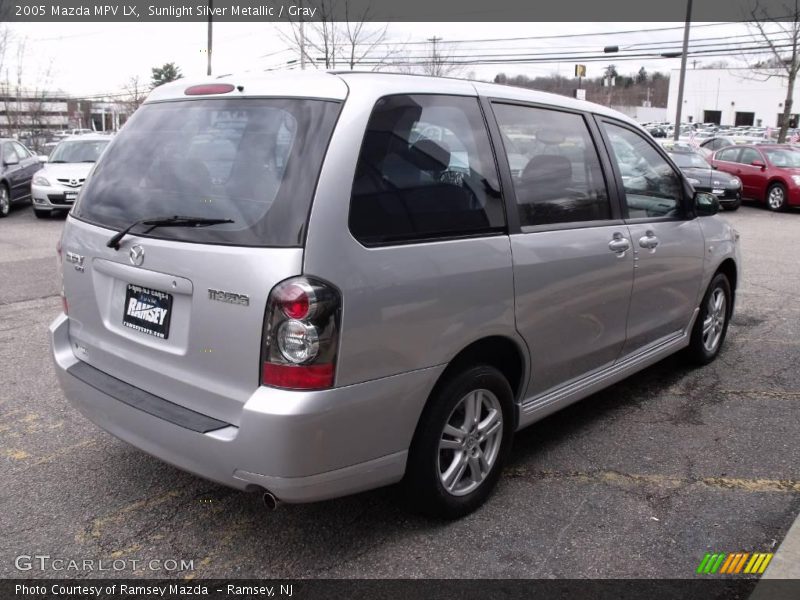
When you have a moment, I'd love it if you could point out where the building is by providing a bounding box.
[667,67,799,128]
[0,87,129,136]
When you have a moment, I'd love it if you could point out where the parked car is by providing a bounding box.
[31,135,111,218]
[668,149,741,210]
[50,72,741,518]
[0,138,43,217]
[711,143,800,211]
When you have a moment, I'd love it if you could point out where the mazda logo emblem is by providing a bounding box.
[129,245,144,266]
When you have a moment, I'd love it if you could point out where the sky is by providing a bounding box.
[0,21,766,98]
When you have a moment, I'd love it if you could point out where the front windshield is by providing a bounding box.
[669,152,710,169]
[50,139,110,163]
[764,149,800,168]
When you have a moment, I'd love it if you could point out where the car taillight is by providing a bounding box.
[262,277,341,390]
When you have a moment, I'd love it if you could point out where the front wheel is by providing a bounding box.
[404,365,514,519]
[766,183,787,211]
[685,273,732,365]
[0,185,10,218]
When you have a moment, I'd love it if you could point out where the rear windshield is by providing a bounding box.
[74,98,341,247]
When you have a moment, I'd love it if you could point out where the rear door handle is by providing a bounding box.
[608,232,631,256]
[639,230,660,250]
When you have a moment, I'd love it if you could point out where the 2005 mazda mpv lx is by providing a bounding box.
[51,72,740,518]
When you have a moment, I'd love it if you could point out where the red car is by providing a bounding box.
[711,144,800,211]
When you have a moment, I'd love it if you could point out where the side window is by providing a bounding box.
[716,147,739,162]
[739,148,762,165]
[602,122,684,219]
[492,103,611,226]
[349,94,505,245]
[2,143,17,164]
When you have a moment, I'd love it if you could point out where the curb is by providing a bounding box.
[762,508,800,579]
[749,509,800,600]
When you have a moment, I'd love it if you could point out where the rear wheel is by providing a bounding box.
[0,184,9,218]
[766,183,787,211]
[685,273,732,365]
[405,365,514,519]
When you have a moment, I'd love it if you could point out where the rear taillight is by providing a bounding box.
[56,238,67,315]
[262,277,341,390]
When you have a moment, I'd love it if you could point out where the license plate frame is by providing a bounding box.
[711,188,724,195]
[122,284,173,339]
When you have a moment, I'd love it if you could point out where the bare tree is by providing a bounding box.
[1,32,56,144]
[420,36,460,77]
[748,0,800,142]
[278,0,400,71]
[122,76,148,115]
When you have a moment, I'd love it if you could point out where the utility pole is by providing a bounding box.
[429,36,441,76]
[206,0,213,75]
[673,0,693,141]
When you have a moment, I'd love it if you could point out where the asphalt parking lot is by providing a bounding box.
[1,202,798,579]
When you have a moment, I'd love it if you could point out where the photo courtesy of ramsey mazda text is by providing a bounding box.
[51,71,740,519]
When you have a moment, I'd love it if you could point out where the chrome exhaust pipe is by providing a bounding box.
[262,491,281,511]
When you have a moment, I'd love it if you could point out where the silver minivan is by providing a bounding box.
[51,72,740,518]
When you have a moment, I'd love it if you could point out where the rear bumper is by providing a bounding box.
[50,314,443,502]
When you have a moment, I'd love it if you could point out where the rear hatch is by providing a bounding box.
[61,88,342,425]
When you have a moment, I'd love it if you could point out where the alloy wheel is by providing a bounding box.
[437,389,503,497]
[768,186,785,210]
[702,287,727,353]
[0,187,8,216]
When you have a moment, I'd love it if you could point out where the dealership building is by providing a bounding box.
[666,67,799,127]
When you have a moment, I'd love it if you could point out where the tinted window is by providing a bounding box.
[739,148,762,165]
[493,104,610,226]
[349,95,505,245]
[716,147,740,162]
[602,122,683,219]
[75,98,341,247]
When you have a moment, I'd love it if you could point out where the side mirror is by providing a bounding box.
[3,154,19,166]
[695,191,720,216]
[751,160,766,169]
[37,155,48,163]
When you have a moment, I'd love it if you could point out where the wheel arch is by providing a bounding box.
[715,257,738,308]
[415,335,527,436]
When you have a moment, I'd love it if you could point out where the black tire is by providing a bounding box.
[404,365,514,519]
[684,273,732,366]
[0,184,9,218]
[766,182,787,212]
[722,198,741,211]
[33,209,49,219]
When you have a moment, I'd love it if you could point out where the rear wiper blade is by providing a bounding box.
[107,215,234,250]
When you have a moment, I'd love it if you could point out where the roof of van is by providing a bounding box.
[144,70,638,127]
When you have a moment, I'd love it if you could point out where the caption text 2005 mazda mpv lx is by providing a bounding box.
[51,72,740,518]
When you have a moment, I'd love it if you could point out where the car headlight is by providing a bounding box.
[686,177,701,185]
[732,177,742,188]
[791,175,800,186]
[33,174,50,186]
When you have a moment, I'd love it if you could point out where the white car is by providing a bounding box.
[31,135,111,218]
